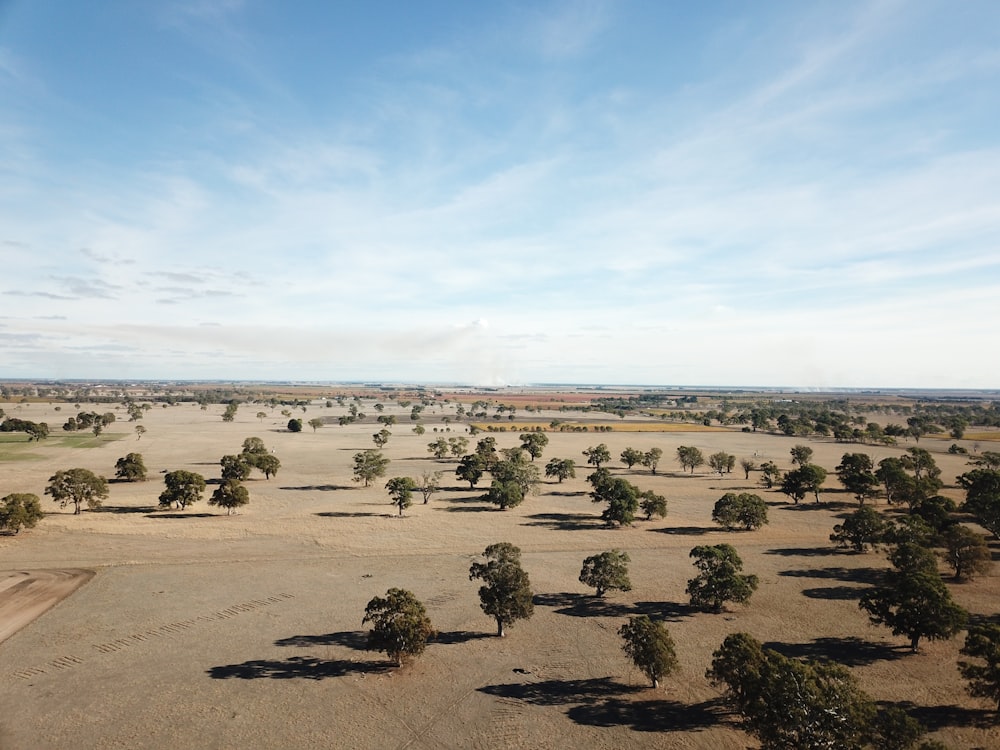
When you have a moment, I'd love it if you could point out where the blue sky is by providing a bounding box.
[2,1,998,387]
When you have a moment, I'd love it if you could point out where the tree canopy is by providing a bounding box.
[353,450,389,487]
[469,542,534,637]
[619,615,678,689]
[579,550,632,597]
[0,493,43,534]
[45,468,109,514]
[686,544,759,612]
[362,588,434,667]
[114,452,148,482]
[159,470,207,510]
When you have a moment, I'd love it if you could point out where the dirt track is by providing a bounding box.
[0,569,94,643]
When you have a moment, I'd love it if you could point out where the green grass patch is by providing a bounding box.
[0,431,125,460]
[50,433,126,449]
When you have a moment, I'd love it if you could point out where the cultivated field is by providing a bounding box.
[0,394,997,749]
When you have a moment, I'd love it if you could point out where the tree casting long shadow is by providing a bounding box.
[208,656,388,680]
[280,484,354,492]
[765,546,842,557]
[648,525,717,536]
[880,701,996,731]
[478,676,640,707]
[763,636,909,667]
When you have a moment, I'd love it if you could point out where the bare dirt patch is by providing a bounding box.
[0,569,94,643]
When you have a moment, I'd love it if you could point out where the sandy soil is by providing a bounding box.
[0,569,94,644]
[0,397,997,749]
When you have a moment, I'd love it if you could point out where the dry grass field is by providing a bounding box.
[0,395,997,749]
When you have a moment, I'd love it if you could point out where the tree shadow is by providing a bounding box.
[880,701,996,730]
[533,593,694,621]
[765,547,843,557]
[314,511,384,518]
[778,566,884,585]
[207,656,388,680]
[648,525,717,536]
[763,636,909,667]
[440,506,498,513]
[779,501,855,512]
[275,631,368,649]
[146,512,216,519]
[95,505,157,514]
[477,676,640,707]
[522,513,601,531]
[432,630,493,645]
[568,696,726,732]
[547,490,588,497]
[801,585,869,600]
[280,484,354,491]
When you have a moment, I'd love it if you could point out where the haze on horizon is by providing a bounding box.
[2,1,998,389]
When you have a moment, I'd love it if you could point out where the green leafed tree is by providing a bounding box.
[352,450,389,487]
[362,588,434,667]
[639,490,667,520]
[830,505,890,552]
[836,452,880,504]
[114,452,148,482]
[385,476,417,516]
[220,454,251,481]
[469,542,534,637]
[942,525,992,581]
[620,447,643,470]
[519,432,548,461]
[582,443,611,469]
[308,418,323,432]
[959,624,1000,710]
[676,445,705,473]
[0,493,44,534]
[958,468,1000,538]
[455,454,486,489]
[427,438,450,459]
[544,457,576,483]
[859,548,968,651]
[619,615,678,689]
[158,470,207,510]
[712,492,768,531]
[287,418,303,433]
[372,428,391,449]
[579,550,632,597]
[209,478,249,515]
[708,632,924,750]
[708,451,735,476]
[45,468,109,514]
[418,470,442,504]
[641,447,664,475]
[686,544,759,612]
[590,475,640,527]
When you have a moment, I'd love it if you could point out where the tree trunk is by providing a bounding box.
[910,635,920,652]
[652,677,659,689]
[496,618,505,637]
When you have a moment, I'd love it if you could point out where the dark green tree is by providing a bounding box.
[114,452,148,482]
[836,452,879,504]
[639,491,667,520]
[859,548,968,651]
[620,447,643,469]
[790,444,813,467]
[469,542,534,637]
[591,475,640,527]
[759,461,781,488]
[959,624,1000,710]
[781,464,827,503]
[582,443,611,469]
[362,588,434,667]
[830,506,890,552]
[641,447,664,475]
[941,525,992,581]
[686,544,758,612]
[209,479,249,515]
[579,550,632,597]
[287,418,303,432]
[712,492,768,531]
[455,454,486,488]
[220,454,251,481]
[427,438,450,459]
[519,432,548,461]
[385,476,417,516]
[708,451,735,476]
[372,428,391,449]
[740,458,757,480]
[676,445,705,473]
[352,450,389,487]
[544,457,576,483]
[45,468,109,514]
[958,468,1000,538]
[708,633,924,750]
[0,493,44,533]
[619,615,678,689]
[158,470,207,510]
